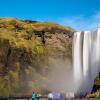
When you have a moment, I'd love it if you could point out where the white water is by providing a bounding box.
[73,29,100,93]
[73,32,83,92]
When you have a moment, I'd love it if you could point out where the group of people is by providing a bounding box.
[48,92,61,100]
[32,90,85,100]
[32,92,75,100]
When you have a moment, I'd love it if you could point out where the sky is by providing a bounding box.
[0,0,100,31]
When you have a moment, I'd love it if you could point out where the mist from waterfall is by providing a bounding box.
[73,28,100,93]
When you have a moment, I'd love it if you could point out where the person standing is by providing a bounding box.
[48,92,53,100]
[79,90,85,98]
[32,92,37,100]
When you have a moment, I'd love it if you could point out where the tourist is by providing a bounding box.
[65,92,75,99]
[52,92,61,100]
[79,90,85,98]
[32,92,37,100]
[48,92,53,100]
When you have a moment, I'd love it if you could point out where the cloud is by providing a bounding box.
[59,11,100,31]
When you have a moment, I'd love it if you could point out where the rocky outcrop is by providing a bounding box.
[87,77,100,98]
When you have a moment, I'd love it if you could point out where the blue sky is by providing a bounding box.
[0,0,100,31]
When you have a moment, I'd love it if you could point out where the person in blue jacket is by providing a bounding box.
[52,92,61,100]
[32,92,37,100]
[79,90,85,98]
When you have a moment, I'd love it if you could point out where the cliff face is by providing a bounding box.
[0,18,75,95]
[0,18,99,96]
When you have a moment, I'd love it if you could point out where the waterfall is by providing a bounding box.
[83,31,92,92]
[73,32,83,92]
[73,29,100,93]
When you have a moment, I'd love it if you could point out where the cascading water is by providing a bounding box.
[73,29,100,93]
[91,29,100,79]
[73,32,83,92]
[83,31,92,92]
